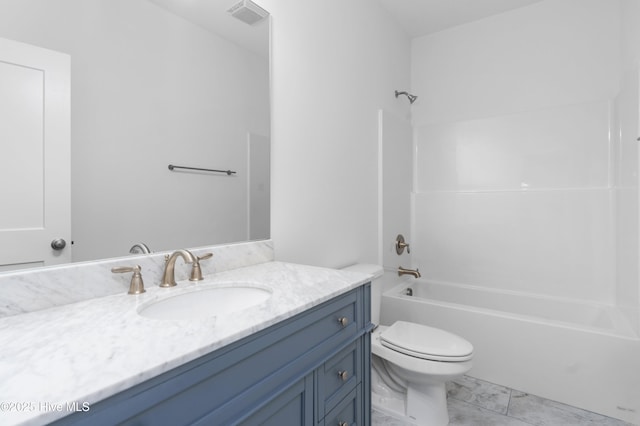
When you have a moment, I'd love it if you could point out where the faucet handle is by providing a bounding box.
[198,253,213,261]
[395,234,411,255]
[112,265,146,295]
[189,253,213,281]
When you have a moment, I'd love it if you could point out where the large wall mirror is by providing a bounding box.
[0,0,270,271]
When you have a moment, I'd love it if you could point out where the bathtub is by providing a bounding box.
[379,276,640,424]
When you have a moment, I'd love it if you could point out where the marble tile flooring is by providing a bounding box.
[372,375,634,426]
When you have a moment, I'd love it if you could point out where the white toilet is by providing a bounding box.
[342,264,474,426]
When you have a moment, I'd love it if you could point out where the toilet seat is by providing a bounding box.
[380,321,473,362]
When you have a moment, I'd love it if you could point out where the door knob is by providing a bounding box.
[51,238,67,250]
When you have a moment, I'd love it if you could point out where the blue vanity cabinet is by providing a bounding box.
[52,283,371,426]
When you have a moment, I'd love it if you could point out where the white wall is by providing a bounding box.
[411,0,624,303]
[259,0,411,267]
[617,0,640,331]
[379,110,413,270]
[412,0,621,126]
[0,0,269,261]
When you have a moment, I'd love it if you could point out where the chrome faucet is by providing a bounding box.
[129,242,151,254]
[398,266,421,278]
[160,249,197,287]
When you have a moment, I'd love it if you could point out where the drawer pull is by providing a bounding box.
[338,316,349,327]
[338,370,349,381]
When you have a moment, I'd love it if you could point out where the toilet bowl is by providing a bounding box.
[342,264,473,426]
[372,322,473,425]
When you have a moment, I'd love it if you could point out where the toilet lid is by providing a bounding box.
[380,321,473,362]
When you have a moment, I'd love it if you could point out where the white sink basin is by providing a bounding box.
[138,283,272,321]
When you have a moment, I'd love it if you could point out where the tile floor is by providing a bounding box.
[372,375,635,426]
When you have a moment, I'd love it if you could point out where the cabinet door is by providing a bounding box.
[236,373,314,426]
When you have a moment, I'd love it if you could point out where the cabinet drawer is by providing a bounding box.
[312,292,358,345]
[320,340,362,416]
[323,385,361,426]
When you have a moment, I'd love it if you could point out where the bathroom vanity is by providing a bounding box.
[0,242,372,425]
[55,285,371,425]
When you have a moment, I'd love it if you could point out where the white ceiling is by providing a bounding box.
[146,0,269,57]
[146,0,545,58]
[373,0,545,38]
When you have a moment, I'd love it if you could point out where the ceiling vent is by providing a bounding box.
[227,0,269,25]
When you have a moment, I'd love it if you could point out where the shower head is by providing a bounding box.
[395,90,418,104]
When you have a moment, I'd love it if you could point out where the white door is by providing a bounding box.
[247,132,270,240]
[0,37,71,271]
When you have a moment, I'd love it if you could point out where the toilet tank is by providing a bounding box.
[341,264,384,324]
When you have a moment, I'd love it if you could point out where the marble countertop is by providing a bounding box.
[0,261,370,425]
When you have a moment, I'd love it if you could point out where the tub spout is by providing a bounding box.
[398,266,421,278]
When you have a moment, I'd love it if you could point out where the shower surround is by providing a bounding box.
[397,0,640,423]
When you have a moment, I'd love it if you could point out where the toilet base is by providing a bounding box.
[371,365,450,426]
[407,381,449,425]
